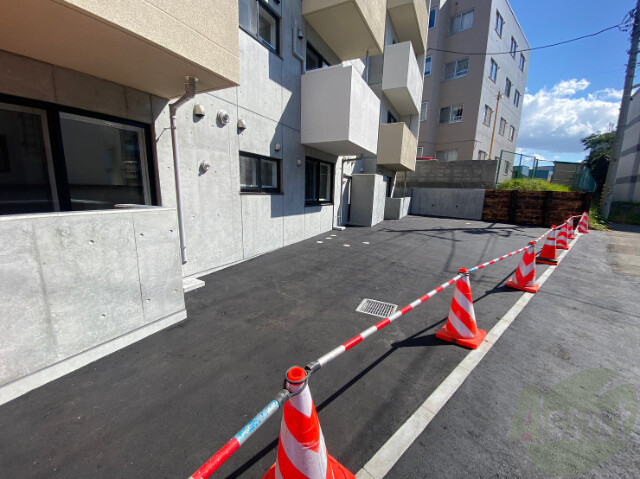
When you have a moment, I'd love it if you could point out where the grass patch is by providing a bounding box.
[497,178,573,192]
[588,204,609,231]
[609,201,640,226]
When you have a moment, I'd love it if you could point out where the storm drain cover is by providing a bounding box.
[356,299,398,318]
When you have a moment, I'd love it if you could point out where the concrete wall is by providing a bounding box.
[349,174,386,226]
[401,159,504,189]
[0,207,185,400]
[384,196,410,220]
[410,187,485,220]
[614,89,640,202]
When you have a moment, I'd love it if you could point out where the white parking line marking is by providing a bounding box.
[356,237,580,479]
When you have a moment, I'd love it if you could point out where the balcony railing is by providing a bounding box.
[302,64,380,156]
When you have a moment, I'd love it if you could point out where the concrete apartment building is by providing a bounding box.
[613,89,640,202]
[0,0,427,404]
[419,0,529,163]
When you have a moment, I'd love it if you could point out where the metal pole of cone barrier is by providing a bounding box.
[435,268,487,349]
[506,241,540,293]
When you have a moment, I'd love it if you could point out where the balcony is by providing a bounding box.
[376,122,417,171]
[0,0,240,98]
[387,0,428,54]
[302,64,380,156]
[302,0,385,61]
[382,41,423,116]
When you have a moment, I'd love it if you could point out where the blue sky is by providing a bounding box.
[508,0,635,163]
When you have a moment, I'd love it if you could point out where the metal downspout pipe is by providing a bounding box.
[169,76,197,265]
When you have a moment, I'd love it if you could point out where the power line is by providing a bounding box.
[428,23,628,57]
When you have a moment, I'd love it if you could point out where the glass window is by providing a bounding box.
[449,9,474,35]
[387,111,397,124]
[444,57,469,81]
[509,125,516,141]
[510,37,517,58]
[429,7,437,29]
[424,56,432,76]
[439,105,463,124]
[495,11,504,37]
[239,152,281,193]
[0,103,57,214]
[436,150,458,162]
[514,90,521,107]
[519,54,526,72]
[499,118,507,136]
[306,43,329,71]
[505,77,512,98]
[305,158,333,204]
[483,105,493,126]
[417,146,424,157]
[477,150,487,161]
[60,113,150,210]
[489,59,498,82]
[239,0,280,53]
[420,101,428,122]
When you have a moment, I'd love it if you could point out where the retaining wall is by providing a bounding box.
[410,188,485,220]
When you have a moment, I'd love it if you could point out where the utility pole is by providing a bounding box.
[488,91,502,161]
[600,1,640,218]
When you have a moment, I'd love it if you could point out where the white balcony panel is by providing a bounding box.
[382,41,423,116]
[388,0,428,54]
[377,122,417,171]
[302,0,385,61]
[302,64,380,156]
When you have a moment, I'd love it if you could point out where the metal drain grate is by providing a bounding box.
[356,299,398,318]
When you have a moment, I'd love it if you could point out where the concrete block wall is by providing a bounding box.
[0,207,185,395]
[402,159,503,189]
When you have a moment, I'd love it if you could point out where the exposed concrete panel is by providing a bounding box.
[304,204,334,238]
[33,213,144,358]
[0,220,57,385]
[384,196,411,220]
[283,126,307,246]
[0,50,56,103]
[132,210,185,323]
[382,41,422,115]
[410,187,486,220]
[349,174,386,227]
[241,195,285,258]
[237,107,283,159]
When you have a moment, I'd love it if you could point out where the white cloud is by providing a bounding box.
[550,79,590,97]
[519,78,620,154]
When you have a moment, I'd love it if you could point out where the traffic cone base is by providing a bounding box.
[506,278,539,293]
[262,455,355,479]
[556,245,569,250]
[536,256,558,265]
[436,325,486,349]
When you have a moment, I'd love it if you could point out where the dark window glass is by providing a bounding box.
[387,112,397,123]
[239,0,280,54]
[428,8,437,28]
[60,113,149,210]
[0,104,56,214]
[240,152,281,193]
[305,158,333,204]
[306,43,329,71]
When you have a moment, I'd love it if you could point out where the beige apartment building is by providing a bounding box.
[419,0,529,163]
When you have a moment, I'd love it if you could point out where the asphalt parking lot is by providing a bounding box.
[0,216,636,478]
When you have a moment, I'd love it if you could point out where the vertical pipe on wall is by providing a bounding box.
[169,76,198,265]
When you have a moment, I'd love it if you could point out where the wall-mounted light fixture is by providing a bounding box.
[237,118,247,130]
[193,104,205,117]
[275,143,281,151]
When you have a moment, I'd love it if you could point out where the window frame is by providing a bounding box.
[429,7,437,29]
[510,37,517,58]
[239,0,281,55]
[477,150,487,161]
[424,55,433,76]
[499,118,507,136]
[448,8,474,35]
[514,89,521,108]
[505,77,512,98]
[305,42,329,72]
[0,93,156,215]
[509,125,516,141]
[436,149,458,162]
[305,157,334,205]
[495,11,504,37]
[420,101,428,122]
[439,104,464,125]
[519,53,526,72]
[483,105,493,126]
[239,151,282,194]
[489,58,498,82]
[444,57,469,82]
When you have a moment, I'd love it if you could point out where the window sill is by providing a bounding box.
[240,191,283,196]
[305,202,333,207]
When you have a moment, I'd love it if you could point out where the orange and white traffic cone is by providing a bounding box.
[536,226,558,265]
[556,222,569,250]
[567,217,576,240]
[577,212,589,234]
[435,268,486,349]
[262,367,355,479]
[506,241,540,293]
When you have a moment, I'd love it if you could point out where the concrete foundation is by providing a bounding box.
[410,187,485,220]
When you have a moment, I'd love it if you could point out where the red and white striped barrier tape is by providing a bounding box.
[188,216,579,478]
